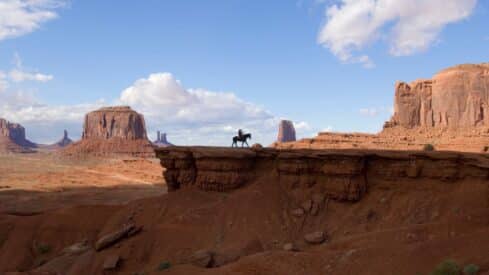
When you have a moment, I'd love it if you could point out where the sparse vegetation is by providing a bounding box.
[423,143,435,151]
[430,259,460,275]
[36,243,51,254]
[463,264,480,275]
[156,261,171,271]
[483,146,489,152]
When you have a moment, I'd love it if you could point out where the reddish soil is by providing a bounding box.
[1,148,489,274]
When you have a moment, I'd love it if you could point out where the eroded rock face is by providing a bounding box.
[387,64,489,129]
[157,147,489,204]
[0,118,36,151]
[277,120,296,143]
[82,106,148,140]
[64,106,155,157]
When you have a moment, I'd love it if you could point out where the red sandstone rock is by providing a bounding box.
[0,118,36,153]
[387,63,489,129]
[64,106,155,157]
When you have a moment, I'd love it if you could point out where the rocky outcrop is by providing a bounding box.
[47,130,73,149]
[277,120,296,143]
[0,118,36,152]
[156,147,489,202]
[386,63,489,129]
[64,106,155,157]
[82,106,148,140]
[153,131,173,147]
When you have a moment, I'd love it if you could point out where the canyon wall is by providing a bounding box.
[156,147,489,202]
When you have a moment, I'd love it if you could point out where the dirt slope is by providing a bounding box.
[1,149,489,274]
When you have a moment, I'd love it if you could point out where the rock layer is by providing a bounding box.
[156,147,489,202]
[64,106,154,157]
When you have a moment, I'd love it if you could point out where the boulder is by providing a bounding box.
[277,120,296,142]
[189,250,214,268]
[304,231,326,244]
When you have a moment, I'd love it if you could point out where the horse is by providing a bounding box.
[232,133,252,147]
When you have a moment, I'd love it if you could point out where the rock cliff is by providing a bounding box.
[277,120,296,143]
[0,118,36,152]
[64,106,154,157]
[386,63,489,129]
[156,147,489,202]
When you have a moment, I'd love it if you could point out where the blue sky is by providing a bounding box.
[0,0,488,145]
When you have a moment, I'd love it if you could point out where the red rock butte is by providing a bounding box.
[64,106,155,157]
[276,63,489,153]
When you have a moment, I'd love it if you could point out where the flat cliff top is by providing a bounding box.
[90,106,134,113]
[155,146,489,164]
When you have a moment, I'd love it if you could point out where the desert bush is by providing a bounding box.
[463,264,480,275]
[430,259,460,275]
[423,144,435,151]
[483,146,489,152]
[36,243,51,254]
[156,261,171,271]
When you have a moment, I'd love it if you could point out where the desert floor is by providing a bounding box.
[0,152,166,214]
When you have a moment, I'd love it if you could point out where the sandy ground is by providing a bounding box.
[0,152,166,214]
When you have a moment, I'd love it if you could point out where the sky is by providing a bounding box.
[0,0,488,145]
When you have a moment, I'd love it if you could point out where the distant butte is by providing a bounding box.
[63,106,155,157]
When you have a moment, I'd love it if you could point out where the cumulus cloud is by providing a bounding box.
[318,0,478,66]
[0,0,65,41]
[119,73,283,145]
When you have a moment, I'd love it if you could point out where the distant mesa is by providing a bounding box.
[63,106,155,157]
[0,118,36,153]
[153,131,173,147]
[277,120,296,143]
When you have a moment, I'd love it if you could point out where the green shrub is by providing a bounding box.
[431,259,460,275]
[423,144,435,151]
[463,264,480,275]
[36,243,51,254]
[156,261,171,271]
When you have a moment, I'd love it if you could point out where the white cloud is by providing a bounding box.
[119,73,282,145]
[7,53,54,82]
[318,0,478,66]
[9,69,53,82]
[359,106,393,117]
[0,0,65,41]
[359,108,379,117]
